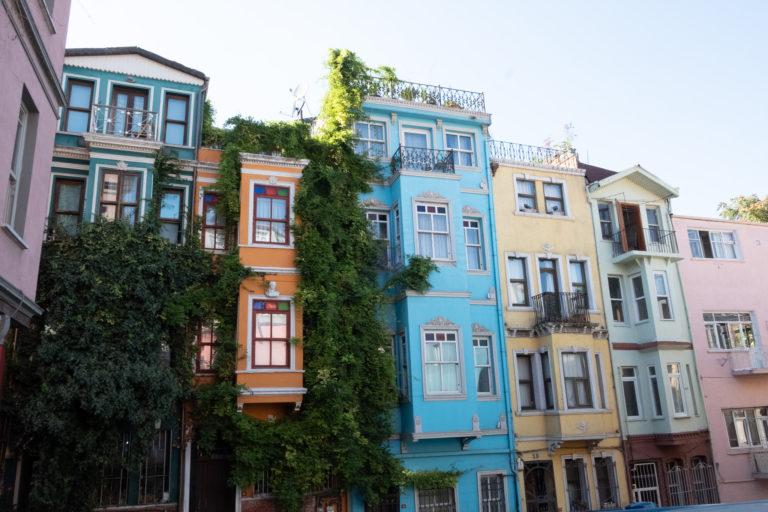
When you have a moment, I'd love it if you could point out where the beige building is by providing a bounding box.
[489,141,629,511]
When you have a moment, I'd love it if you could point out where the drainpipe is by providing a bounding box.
[484,138,522,512]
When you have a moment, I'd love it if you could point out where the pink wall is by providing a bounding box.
[674,215,768,502]
[0,0,70,309]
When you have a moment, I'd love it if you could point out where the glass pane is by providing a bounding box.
[370,142,385,158]
[205,204,218,225]
[121,206,136,225]
[418,233,433,257]
[254,221,270,242]
[460,136,472,151]
[66,110,89,133]
[272,314,287,338]
[272,198,286,220]
[160,192,181,219]
[271,341,287,366]
[475,345,489,365]
[623,380,639,416]
[518,181,535,195]
[102,174,118,201]
[254,340,270,365]
[271,222,286,243]
[256,197,271,218]
[204,229,216,248]
[57,183,82,211]
[433,214,447,232]
[466,227,479,245]
[166,98,187,121]
[443,364,458,391]
[543,183,562,198]
[69,83,91,108]
[165,123,185,145]
[476,367,490,393]
[570,262,584,282]
[56,214,78,235]
[433,233,449,259]
[510,283,525,305]
[159,223,179,243]
[100,204,116,220]
[654,274,667,295]
[608,277,621,299]
[404,132,427,148]
[632,277,644,298]
[425,364,441,392]
[417,213,432,230]
[442,341,457,362]
[370,123,384,140]
[254,313,271,338]
[215,230,226,250]
[637,299,648,321]
[121,175,138,203]
[509,258,524,279]
[460,152,472,166]
[467,247,481,270]
[446,134,457,148]
[354,122,368,138]
[425,342,440,362]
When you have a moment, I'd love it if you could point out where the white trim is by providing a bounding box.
[620,365,643,419]
[565,255,597,310]
[443,129,478,170]
[560,454,590,512]
[472,330,500,399]
[159,86,196,147]
[88,152,158,164]
[630,273,648,323]
[665,361,689,418]
[246,266,299,275]
[420,322,466,401]
[535,253,566,296]
[182,442,191,512]
[90,163,149,223]
[353,116,390,162]
[512,173,572,217]
[558,347,599,411]
[365,94,490,120]
[606,275,627,326]
[512,348,553,412]
[248,178,295,248]
[476,471,509,512]
[399,125,432,148]
[412,195,455,263]
[1,225,29,249]
[462,208,490,273]
[590,452,620,510]
[246,294,296,371]
[652,271,674,320]
[504,251,534,309]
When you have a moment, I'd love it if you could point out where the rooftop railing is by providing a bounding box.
[366,77,486,112]
[90,104,157,139]
[391,145,455,175]
[488,140,578,170]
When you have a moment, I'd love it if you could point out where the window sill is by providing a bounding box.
[515,210,574,221]
[237,369,304,374]
[2,224,29,249]
[467,269,490,276]
[477,394,500,401]
[690,257,742,262]
[455,165,480,172]
[672,414,691,419]
[163,142,195,149]
[612,322,630,327]
[707,348,750,353]
[506,306,535,311]
[433,259,456,267]
[517,408,612,416]
[241,242,294,249]
[423,393,466,401]
[634,319,650,325]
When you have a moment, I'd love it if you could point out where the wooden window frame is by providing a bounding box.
[64,79,94,133]
[163,93,189,145]
[252,185,290,246]
[252,300,291,369]
[52,178,85,235]
[159,188,183,243]
[99,170,141,225]
[507,256,530,307]
[196,321,218,373]
[202,192,226,251]
[516,179,537,212]
[110,86,150,138]
[543,182,565,214]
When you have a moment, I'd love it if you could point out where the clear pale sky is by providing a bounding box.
[65,0,767,217]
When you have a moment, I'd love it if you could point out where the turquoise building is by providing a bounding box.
[47,46,208,509]
[354,80,518,512]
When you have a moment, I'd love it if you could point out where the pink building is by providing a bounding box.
[674,215,768,502]
[0,0,71,396]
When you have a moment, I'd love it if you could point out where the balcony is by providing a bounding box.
[533,292,591,329]
[752,451,768,478]
[487,140,578,171]
[90,104,158,140]
[391,145,455,175]
[729,348,768,376]
[366,77,486,112]
[609,227,682,263]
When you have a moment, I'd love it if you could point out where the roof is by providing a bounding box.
[65,47,207,81]
[592,164,679,199]
[578,160,616,183]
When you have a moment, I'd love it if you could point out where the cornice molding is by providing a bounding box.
[239,152,310,170]
[82,133,163,153]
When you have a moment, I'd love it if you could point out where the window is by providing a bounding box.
[594,353,606,409]
[395,334,409,400]
[593,456,619,510]
[423,331,460,394]
[473,337,495,394]
[253,185,289,245]
[598,203,613,240]
[163,94,189,145]
[653,272,673,320]
[159,189,183,243]
[446,132,473,167]
[367,211,390,266]
[354,121,386,158]
[464,219,484,270]
[64,79,93,133]
[202,193,226,250]
[99,171,140,225]
[52,179,84,236]
[197,321,218,373]
[111,86,150,138]
[646,208,661,244]
[543,183,565,214]
[631,275,648,322]
[516,180,537,211]
[630,462,660,506]
[252,300,290,368]
[417,487,456,512]
[562,352,593,409]
[564,457,590,512]
[524,462,557,512]
[686,364,699,416]
[479,473,506,512]
[621,367,642,418]
[367,488,399,512]
[516,352,554,411]
[667,363,687,416]
[723,407,768,448]
[4,103,30,234]
[416,203,451,260]
[607,276,625,323]
[569,261,588,305]
[704,312,755,349]
[507,256,530,307]
[393,207,402,266]
[648,366,664,417]
[539,258,559,293]
[688,229,738,259]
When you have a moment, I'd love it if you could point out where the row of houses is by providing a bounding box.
[2,35,767,512]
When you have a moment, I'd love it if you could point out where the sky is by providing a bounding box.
[65,0,767,217]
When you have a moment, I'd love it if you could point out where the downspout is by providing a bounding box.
[484,138,522,512]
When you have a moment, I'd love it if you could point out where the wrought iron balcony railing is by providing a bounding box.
[366,77,486,112]
[90,104,157,139]
[533,292,590,327]
[487,140,578,170]
[610,227,679,257]
[391,146,455,174]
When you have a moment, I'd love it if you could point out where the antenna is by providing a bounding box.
[290,82,309,121]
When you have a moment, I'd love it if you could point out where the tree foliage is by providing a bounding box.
[718,194,768,223]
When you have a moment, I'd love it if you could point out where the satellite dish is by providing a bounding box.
[288,82,310,121]
[292,82,308,99]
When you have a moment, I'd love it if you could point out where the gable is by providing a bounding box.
[64,54,205,86]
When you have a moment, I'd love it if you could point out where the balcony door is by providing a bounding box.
[617,202,646,252]
[539,259,562,321]
[111,87,150,138]
[401,129,432,171]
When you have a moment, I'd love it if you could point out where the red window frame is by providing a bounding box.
[252,300,290,368]
[196,322,217,373]
[202,192,226,250]
[252,185,289,245]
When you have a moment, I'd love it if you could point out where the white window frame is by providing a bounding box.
[620,366,643,419]
[559,348,598,411]
[444,130,475,168]
[566,256,597,310]
[413,195,454,263]
[421,319,465,401]
[597,202,614,240]
[687,229,741,260]
[246,294,296,372]
[591,452,620,510]
[513,349,554,412]
[543,181,566,215]
[666,362,688,418]
[703,312,756,350]
[354,119,387,160]
[653,271,673,320]
[725,408,768,448]
[607,275,626,325]
[463,217,485,272]
[247,178,296,249]
[512,173,572,219]
[400,126,432,149]
[561,454,591,512]
[647,365,664,418]
[4,103,28,238]
[477,471,508,512]
[472,329,498,398]
[630,274,648,323]
[505,252,534,309]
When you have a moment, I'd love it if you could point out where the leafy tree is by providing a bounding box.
[718,194,768,223]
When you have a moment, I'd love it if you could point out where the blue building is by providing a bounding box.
[354,79,518,512]
[47,46,208,510]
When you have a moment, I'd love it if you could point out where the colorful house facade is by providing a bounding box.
[353,79,518,511]
[673,215,768,503]
[489,142,629,511]
[47,46,208,511]
[584,163,716,507]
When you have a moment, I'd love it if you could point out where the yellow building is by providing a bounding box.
[489,142,630,512]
